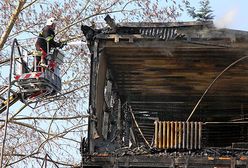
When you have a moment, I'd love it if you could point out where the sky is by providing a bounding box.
[179,0,248,31]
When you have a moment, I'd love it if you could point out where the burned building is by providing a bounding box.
[81,18,248,168]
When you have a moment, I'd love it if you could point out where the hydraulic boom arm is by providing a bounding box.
[0,85,21,114]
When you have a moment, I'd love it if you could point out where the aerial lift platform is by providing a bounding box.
[0,39,64,113]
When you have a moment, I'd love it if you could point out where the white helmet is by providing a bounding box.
[46,17,56,26]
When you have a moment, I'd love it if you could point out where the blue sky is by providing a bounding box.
[179,0,248,31]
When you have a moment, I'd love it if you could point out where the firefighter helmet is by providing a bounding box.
[46,17,56,26]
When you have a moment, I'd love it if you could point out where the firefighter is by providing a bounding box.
[35,17,66,71]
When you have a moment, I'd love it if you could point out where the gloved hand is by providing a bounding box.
[59,41,67,49]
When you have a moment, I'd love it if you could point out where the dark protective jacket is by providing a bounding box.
[35,25,60,52]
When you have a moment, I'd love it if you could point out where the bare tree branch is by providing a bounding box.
[0,120,87,140]
[21,0,39,11]
[0,0,27,50]
[0,104,28,129]
[11,115,88,121]
[5,153,76,167]
[57,9,129,35]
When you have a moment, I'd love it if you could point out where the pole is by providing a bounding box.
[0,39,16,167]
